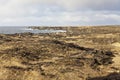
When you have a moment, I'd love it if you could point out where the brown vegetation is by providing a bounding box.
[0,26,120,80]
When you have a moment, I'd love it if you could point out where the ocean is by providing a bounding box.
[0,27,66,34]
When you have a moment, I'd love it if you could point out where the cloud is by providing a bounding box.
[15,0,120,11]
[1,11,120,26]
[0,0,120,26]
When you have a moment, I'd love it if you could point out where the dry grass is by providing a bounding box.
[0,26,120,80]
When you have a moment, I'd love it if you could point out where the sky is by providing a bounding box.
[0,0,120,26]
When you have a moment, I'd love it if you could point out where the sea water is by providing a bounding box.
[0,27,66,34]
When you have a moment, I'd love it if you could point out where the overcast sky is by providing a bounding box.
[0,0,120,26]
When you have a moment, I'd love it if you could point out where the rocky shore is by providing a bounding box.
[0,26,120,80]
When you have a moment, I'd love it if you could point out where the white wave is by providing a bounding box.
[24,28,33,31]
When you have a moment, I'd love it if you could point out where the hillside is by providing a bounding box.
[0,26,120,80]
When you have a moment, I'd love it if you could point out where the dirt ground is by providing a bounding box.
[0,26,120,80]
